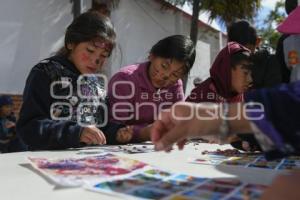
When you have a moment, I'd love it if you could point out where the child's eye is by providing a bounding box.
[161,63,168,69]
[86,48,95,53]
[100,52,109,58]
[244,71,250,76]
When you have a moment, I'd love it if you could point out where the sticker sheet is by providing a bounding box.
[28,153,148,187]
[189,153,300,171]
[87,167,267,200]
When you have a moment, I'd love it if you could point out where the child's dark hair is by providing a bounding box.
[58,11,116,56]
[228,20,257,46]
[285,0,298,15]
[150,35,196,74]
[230,51,252,70]
[0,95,13,107]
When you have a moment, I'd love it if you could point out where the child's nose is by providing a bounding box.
[248,74,253,83]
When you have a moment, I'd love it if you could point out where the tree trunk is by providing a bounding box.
[72,0,83,18]
[183,0,201,92]
[190,0,201,44]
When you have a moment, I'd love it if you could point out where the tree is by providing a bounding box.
[199,0,261,31]
[166,0,261,44]
[257,0,286,50]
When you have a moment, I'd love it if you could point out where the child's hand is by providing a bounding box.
[80,126,106,145]
[229,135,261,152]
[116,126,133,143]
[5,121,16,129]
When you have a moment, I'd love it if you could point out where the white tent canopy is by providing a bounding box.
[0,0,225,95]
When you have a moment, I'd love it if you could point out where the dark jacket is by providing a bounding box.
[17,55,123,150]
[251,48,282,89]
[276,34,291,83]
[245,80,300,159]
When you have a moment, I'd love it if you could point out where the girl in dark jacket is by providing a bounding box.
[17,12,132,150]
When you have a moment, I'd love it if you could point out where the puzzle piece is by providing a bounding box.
[77,144,155,155]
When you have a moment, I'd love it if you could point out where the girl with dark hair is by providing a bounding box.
[186,42,257,149]
[108,35,196,142]
[17,12,132,150]
[228,20,282,89]
[186,42,252,104]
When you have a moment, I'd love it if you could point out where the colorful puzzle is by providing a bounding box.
[190,150,300,171]
[28,153,148,187]
[223,155,300,170]
[88,168,267,200]
[28,152,269,199]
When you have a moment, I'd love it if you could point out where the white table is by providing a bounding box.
[0,143,281,200]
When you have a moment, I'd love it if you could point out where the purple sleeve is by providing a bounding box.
[244,81,300,156]
[244,100,285,149]
[132,124,147,142]
[107,72,146,142]
[107,72,135,124]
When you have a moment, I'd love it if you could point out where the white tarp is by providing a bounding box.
[0,0,224,95]
[0,0,91,94]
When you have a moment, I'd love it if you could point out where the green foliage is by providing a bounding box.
[257,0,286,50]
[166,0,261,30]
[199,0,261,29]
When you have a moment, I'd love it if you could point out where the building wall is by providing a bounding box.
[0,0,225,111]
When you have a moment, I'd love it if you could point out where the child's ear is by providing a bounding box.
[148,54,154,62]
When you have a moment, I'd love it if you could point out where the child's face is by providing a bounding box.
[0,105,13,117]
[148,55,186,88]
[231,62,252,94]
[68,41,111,74]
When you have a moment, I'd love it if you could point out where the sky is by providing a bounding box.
[181,0,282,32]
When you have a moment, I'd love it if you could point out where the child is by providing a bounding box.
[228,20,282,89]
[0,96,26,153]
[17,12,132,150]
[108,35,196,142]
[186,42,258,150]
[186,42,252,104]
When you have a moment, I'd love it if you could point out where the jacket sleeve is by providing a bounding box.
[107,72,136,124]
[17,67,83,150]
[263,55,282,88]
[245,81,300,159]
[100,121,125,145]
